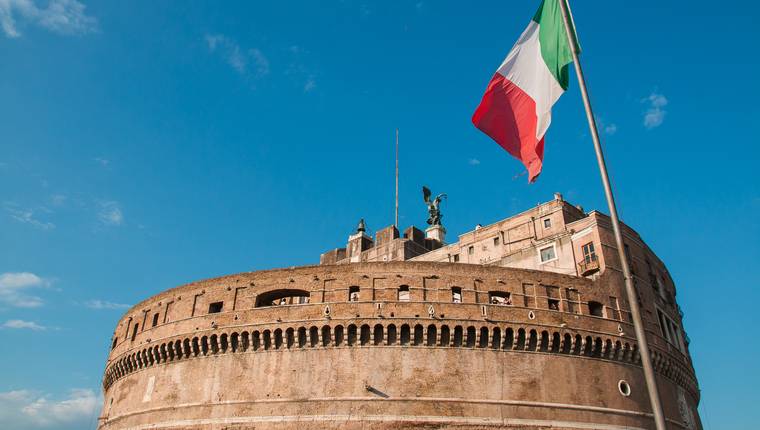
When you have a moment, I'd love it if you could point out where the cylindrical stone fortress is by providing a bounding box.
[98,262,700,430]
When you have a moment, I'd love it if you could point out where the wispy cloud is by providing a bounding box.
[0,388,99,428]
[4,202,55,230]
[205,33,270,79]
[0,0,98,39]
[1,319,46,330]
[303,75,316,93]
[83,299,130,310]
[595,115,617,136]
[49,194,67,206]
[643,91,668,129]
[0,272,50,308]
[94,157,109,167]
[468,158,481,166]
[97,200,123,226]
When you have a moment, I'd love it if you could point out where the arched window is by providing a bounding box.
[478,327,489,348]
[398,285,410,301]
[387,325,397,345]
[466,326,476,347]
[360,324,371,345]
[453,326,463,347]
[373,324,384,345]
[309,327,319,347]
[413,324,424,345]
[297,327,307,347]
[400,324,410,345]
[347,325,357,346]
[426,325,437,346]
[440,326,450,347]
[321,326,331,347]
[334,326,344,346]
[588,301,605,317]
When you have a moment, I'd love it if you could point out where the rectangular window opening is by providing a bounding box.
[451,287,462,303]
[539,245,556,262]
[348,286,360,302]
[152,313,159,327]
[543,218,551,228]
[548,298,560,311]
[208,302,224,314]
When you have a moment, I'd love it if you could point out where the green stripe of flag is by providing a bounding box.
[532,0,578,91]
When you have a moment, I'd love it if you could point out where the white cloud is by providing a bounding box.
[303,75,316,93]
[4,202,55,230]
[643,91,668,129]
[84,299,130,310]
[0,0,97,38]
[97,201,123,226]
[1,319,46,330]
[604,123,618,135]
[94,157,109,167]
[0,389,99,429]
[249,48,270,76]
[0,272,50,308]
[468,158,481,166]
[205,33,269,78]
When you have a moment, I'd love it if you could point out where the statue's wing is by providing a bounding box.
[422,186,431,203]
[436,193,448,202]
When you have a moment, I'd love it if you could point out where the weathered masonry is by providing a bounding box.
[98,257,701,429]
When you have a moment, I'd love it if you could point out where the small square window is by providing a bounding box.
[543,218,551,228]
[452,287,462,303]
[493,237,500,246]
[468,246,474,255]
[453,254,460,262]
[348,286,360,302]
[208,302,223,314]
[398,285,410,301]
[539,245,556,262]
[548,298,560,311]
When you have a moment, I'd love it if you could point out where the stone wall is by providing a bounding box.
[99,262,701,430]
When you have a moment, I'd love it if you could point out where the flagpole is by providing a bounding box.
[395,128,399,227]
[557,2,668,430]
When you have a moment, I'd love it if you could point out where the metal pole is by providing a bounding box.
[395,128,399,227]
[557,2,668,429]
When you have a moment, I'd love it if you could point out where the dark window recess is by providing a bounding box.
[588,301,605,317]
[548,298,560,311]
[493,237,500,246]
[152,313,159,327]
[468,246,474,255]
[453,254,460,262]
[208,302,224,314]
[544,218,552,228]
[348,286,360,302]
[131,323,139,341]
[111,337,118,349]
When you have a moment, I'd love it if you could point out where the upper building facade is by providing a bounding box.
[320,193,690,359]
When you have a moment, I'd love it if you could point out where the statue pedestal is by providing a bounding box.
[425,225,446,244]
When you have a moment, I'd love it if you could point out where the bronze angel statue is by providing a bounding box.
[422,186,447,226]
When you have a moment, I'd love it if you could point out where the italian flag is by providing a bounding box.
[472,0,576,182]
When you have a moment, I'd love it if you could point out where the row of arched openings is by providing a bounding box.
[104,323,692,394]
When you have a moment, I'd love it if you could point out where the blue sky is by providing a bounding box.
[1,1,758,429]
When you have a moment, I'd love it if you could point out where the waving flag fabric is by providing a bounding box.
[472,0,576,182]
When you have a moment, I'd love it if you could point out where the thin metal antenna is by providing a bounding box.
[558,2,667,429]
[395,128,399,228]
